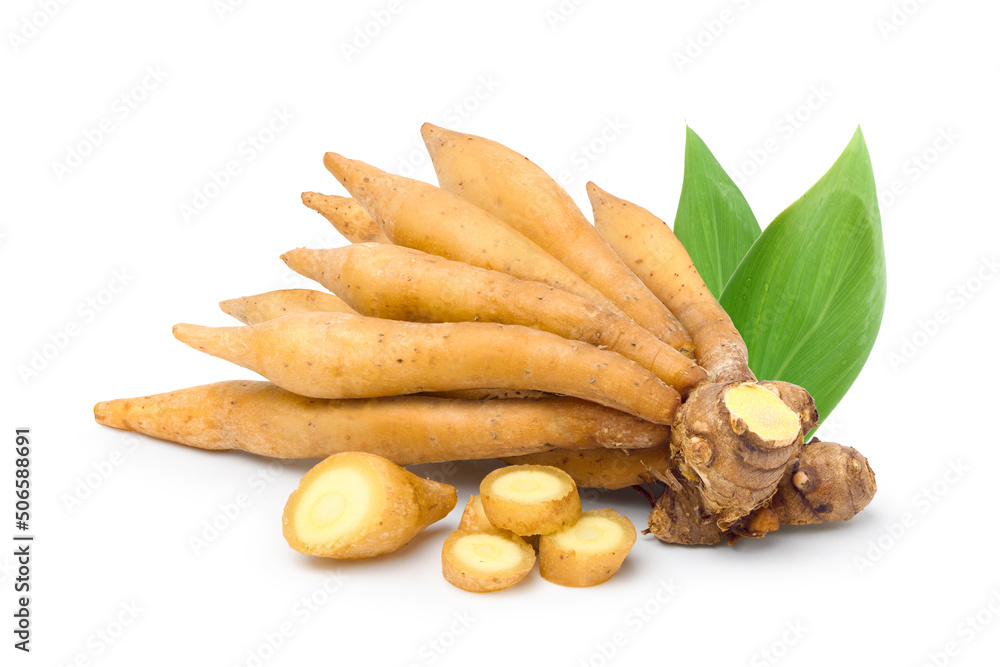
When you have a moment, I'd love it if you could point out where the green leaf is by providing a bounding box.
[673,126,762,298]
[720,127,886,425]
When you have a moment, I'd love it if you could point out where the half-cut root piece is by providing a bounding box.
[539,509,636,587]
[442,530,536,593]
[282,452,456,559]
[458,494,501,533]
[480,465,582,536]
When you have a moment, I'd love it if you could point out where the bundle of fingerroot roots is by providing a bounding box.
[94,124,876,546]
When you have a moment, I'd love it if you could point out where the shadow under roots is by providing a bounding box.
[406,458,507,490]
[298,523,454,573]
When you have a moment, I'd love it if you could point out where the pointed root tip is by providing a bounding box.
[218,298,239,316]
[585,181,611,207]
[420,122,448,153]
[93,400,122,428]
[172,323,211,349]
[323,152,349,179]
[280,248,313,271]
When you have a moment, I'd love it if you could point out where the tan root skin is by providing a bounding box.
[725,441,877,543]
[441,530,535,593]
[301,192,391,244]
[647,381,819,544]
[172,312,680,425]
[282,452,456,559]
[322,152,616,310]
[588,183,754,382]
[539,509,636,587]
[503,445,673,490]
[586,182,878,543]
[667,381,816,530]
[421,123,692,354]
[480,465,582,536]
[647,479,726,546]
[282,244,705,393]
[420,389,551,401]
[93,381,669,463]
[769,439,877,526]
[541,440,874,546]
[219,289,357,325]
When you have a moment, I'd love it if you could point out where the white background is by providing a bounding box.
[3,1,999,666]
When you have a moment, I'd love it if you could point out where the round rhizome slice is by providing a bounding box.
[282,451,455,559]
[480,465,582,536]
[442,529,536,593]
[539,508,637,587]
